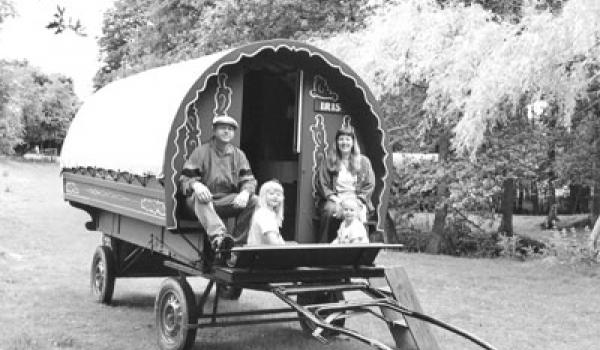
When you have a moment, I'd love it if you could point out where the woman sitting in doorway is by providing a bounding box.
[316,125,375,243]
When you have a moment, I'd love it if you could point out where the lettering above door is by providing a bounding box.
[314,99,343,113]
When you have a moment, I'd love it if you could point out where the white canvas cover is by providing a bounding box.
[60,49,233,177]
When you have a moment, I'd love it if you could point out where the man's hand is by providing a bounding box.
[192,182,212,202]
[232,191,250,208]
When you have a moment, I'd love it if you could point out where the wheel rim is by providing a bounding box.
[160,292,183,344]
[92,259,105,295]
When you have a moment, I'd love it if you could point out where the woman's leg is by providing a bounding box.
[318,200,341,243]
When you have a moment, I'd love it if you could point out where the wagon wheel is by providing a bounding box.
[155,277,198,350]
[297,290,346,337]
[90,245,116,304]
[216,283,243,300]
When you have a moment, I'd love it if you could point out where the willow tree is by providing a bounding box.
[317,0,600,251]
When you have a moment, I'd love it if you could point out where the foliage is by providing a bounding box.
[498,228,600,265]
[316,0,599,243]
[543,228,600,265]
[318,0,600,156]
[46,5,87,36]
[0,60,80,154]
[390,210,500,256]
[437,0,525,22]
[0,0,15,26]
[94,0,374,89]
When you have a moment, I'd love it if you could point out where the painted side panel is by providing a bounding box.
[96,211,203,266]
[63,173,166,226]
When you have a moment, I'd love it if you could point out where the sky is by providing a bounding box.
[0,0,116,98]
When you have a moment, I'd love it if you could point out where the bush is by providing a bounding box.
[441,218,500,257]
[390,212,500,257]
[497,234,546,260]
[542,229,599,266]
[498,229,599,266]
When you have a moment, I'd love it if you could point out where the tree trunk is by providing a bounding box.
[426,131,451,254]
[545,181,558,229]
[517,182,523,214]
[591,186,600,224]
[498,178,514,236]
[531,181,540,214]
[591,215,600,252]
[591,136,600,223]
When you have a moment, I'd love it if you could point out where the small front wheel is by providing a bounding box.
[155,277,198,350]
[90,245,116,304]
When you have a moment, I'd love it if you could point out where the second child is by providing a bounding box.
[331,197,369,244]
[247,180,286,245]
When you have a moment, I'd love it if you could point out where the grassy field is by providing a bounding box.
[1,159,599,350]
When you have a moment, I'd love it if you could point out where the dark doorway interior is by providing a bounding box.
[241,69,299,241]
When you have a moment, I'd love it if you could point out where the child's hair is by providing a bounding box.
[258,180,284,227]
[340,197,362,215]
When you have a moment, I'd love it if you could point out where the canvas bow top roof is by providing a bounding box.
[60,39,382,178]
[60,48,234,177]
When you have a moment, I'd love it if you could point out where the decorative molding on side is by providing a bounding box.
[213,73,233,117]
[309,75,339,102]
[87,188,136,204]
[342,115,352,128]
[65,182,79,195]
[310,114,329,200]
[141,198,166,217]
[183,98,201,162]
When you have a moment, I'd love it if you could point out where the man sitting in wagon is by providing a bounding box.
[179,115,258,255]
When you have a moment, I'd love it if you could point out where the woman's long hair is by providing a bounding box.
[326,125,361,173]
[258,180,284,227]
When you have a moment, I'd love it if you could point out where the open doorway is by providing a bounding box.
[240,69,299,241]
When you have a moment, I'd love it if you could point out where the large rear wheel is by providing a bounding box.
[155,277,198,350]
[90,245,116,304]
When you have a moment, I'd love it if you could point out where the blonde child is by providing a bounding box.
[247,180,286,245]
[331,197,369,244]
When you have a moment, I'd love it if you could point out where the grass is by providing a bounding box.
[1,158,599,350]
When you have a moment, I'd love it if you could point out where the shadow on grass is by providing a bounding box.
[193,326,316,350]
[110,294,156,309]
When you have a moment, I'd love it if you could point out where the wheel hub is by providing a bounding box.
[162,293,183,339]
[93,260,105,294]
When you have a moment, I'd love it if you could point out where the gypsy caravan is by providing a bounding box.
[61,39,495,350]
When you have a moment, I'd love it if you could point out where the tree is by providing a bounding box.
[46,5,87,36]
[0,60,80,154]
[0,0,15,25]
[316,0,597,250]
[21,73,79,150]
[93,0,374,89]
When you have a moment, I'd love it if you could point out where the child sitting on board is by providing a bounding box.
[331,197,369,244]
[247,180,286,245]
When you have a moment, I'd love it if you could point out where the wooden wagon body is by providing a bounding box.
[60,40,494,350]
